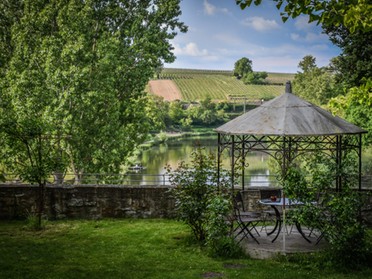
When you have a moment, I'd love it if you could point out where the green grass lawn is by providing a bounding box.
[0,219,371,279]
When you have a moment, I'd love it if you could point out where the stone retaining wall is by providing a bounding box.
[0,184,176,220]
[0,185,371,226]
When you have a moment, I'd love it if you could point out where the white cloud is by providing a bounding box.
[220,8,231,15]
[311,44,329,51]
[241,16,280,31]
[294,16,313,31]
[203,0,231,16]
[173,42,209,57]
[204,0,216,15]
[165,0,340,72]
[213,33,245,46]
[290,33,300,41]
[290,32,328,43]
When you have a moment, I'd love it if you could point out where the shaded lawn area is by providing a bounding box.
[0,219,371,279]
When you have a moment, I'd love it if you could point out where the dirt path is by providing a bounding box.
[148,80,182,101]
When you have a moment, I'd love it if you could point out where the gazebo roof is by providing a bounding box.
[216,89,366,136]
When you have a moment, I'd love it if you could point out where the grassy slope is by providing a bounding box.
[0,219,371,279]
[154,68,295,102]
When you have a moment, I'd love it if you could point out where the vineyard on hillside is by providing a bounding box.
[150,68,295,102]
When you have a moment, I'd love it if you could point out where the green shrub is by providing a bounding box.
[167,147,234,252]
[205,194,244,258]
[283,152,370,268]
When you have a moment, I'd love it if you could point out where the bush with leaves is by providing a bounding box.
[205,192,243,258]
[243,71,268,85]
[283,152,370,268]
[167,146,237,256]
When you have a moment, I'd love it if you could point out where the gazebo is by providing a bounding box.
[215,81,367,192]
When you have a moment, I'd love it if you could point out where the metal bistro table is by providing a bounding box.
[259,198,312,243]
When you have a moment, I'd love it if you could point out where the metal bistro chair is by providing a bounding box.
[233,192,261,244]
[306,191,329,245]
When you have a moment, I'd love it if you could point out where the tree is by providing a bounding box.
[243,71,268,85]
[168,101,186,128]
[233,57,253,78]
[324,26,372,88]
[329,79,372,145]
[293,56,339,106]
[298,55,317,73]
[144,94,169,132]
[0,118,67,227]
[236,0,372,33]
[187,97,227,126]
[0,0,187,183]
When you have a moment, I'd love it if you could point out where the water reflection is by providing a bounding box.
[127,136,274,187]
[248,170,271,187]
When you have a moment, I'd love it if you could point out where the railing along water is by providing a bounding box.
[1,173,371,189]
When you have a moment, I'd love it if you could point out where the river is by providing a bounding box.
[127,135,277,187]
[125,135,371,188]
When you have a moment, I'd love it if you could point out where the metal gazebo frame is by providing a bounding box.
[216,82,367,192]
[216,133,364,191]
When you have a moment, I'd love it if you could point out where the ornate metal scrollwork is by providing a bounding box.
[217,132,363,191]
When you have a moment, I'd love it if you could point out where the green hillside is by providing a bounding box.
[157,68,295,102]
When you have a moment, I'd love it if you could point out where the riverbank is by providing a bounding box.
[140,127,217,149]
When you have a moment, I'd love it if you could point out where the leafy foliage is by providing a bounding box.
[145,96,228,132]
[233,57,253,78]
[0,117,66,228]
[0,118,65,185]
[293,56,339,106]
[329,79,372,145]
[328,30,372,89]
[243,71,268,85]
[0,0,187,181]
[298,55,317,73]
[187,97,228,126]
[283,152,370,268]
[167,147,233,248]
[205,194,243,258]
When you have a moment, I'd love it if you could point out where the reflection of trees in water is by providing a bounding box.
[131,137,371,186]
[140,138,216,174]
[139,137,270,177]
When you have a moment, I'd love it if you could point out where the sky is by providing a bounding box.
[164,0,341,73]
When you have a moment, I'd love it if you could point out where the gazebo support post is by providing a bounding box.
[358,133,362,191]
[231,135,235,192]
[336,135,342,192]
[281,136,287,253]
[242,139,245,190]
[217,133,221,190]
